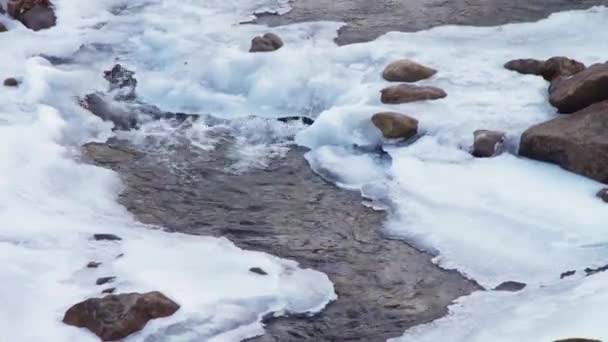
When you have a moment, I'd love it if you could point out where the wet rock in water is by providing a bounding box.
[472,130,506,158]
[382,59,437,82]
[543,57,586,82]
[277,116,314,125]
[504,57,585,82]
[250,33,283,52]
[549,62,608,113]
[0,23,7,32]
[96,276,116,286]
[493,281,527,292]
[87,261,102,269]
[597,188,608,203]
[371,112,418,140]
[249,267,268,276]
[93,233,122,241]
[519,100,608,183]
[3,78,19,87]
[560,270,576,279]
[63,291,180,341]
[104,64,138,100]
[102,288,116,294]
[380,84,447,104]
[554,339,603,342]
[7,0,56,31]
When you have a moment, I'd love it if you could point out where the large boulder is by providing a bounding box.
[382,59,437,82]
[380,84,447,104]
[63,291,180,341]
[7,0,56,31]
[371,112,418,140]
[249,33,283,53]
[472,130,506,158]
[549,62,608,113]
[519,100,608,183]
[504,57,585,82]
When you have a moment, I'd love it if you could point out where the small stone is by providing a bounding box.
[493,281,526,292]
[87,261,102,269]
[0,23,7,32]
[63,291,180,341]
[3,78,18,87]
[380,84,447,104]
[250,33,283,52]
[249,267,268,276]
[93,234,122,241]
[596,188,608,203]
[20,4,56,31]
[504,58,545,76]
[371,112,418,140]
[102,287,116,294]
[96,276,116,286]
[382,59,437,82]
[560,270,576,279]
[472,130,506,158]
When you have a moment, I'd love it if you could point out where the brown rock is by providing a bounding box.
[549,62,608,113]
[504,57,585,82]
[63,291,180,341]
[519,100,608,183]
[380,84,447,104]
[371,112,418,140]
[7,0,55,31]
[472,130,506,158]
[382,59,437,82]
[0,23,7,32]
[597,188,608,203]
[3,78,18,87]
[543,57,586,82]
[249,33,283,52]
[504,58,545,76]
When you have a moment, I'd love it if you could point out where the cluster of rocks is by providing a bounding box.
[372,59,504,158]
[508,57,608,198]
[0,0,56,31]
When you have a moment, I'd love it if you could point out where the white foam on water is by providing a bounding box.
[0,1,336,341]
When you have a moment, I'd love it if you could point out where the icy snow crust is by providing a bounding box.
[1,0,608,340]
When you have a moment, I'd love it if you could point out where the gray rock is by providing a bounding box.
[597,188,608,203]
[493,281,526,292]
[96,276,116,286]
[3,78,18,87]
[93,234,122,241]
[519,100,608,183]
[250,33,283,52]
[20,4,55,31]
[504,57,585,82]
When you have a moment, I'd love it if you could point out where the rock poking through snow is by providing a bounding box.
[549,62,608,113]
[382,59,437,82]
[3,78,18,87]
[472,130,506,158]
[249,33,283,52]
[63,292,180,341]
[371,112,418,140]
[519,100,608,183]
[493,281,527,292]
[553,339,603,342]
[7,0,56,31]
[380,84,447,104]
[0,23,7,32]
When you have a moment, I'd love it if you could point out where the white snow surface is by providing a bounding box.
[1,0,608,341]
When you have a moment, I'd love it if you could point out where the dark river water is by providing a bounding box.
[256,0,608,44]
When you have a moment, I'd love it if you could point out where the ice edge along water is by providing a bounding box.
[1,0,608,341]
